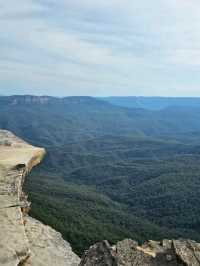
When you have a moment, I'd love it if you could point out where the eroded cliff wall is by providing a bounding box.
[0,130,80,266]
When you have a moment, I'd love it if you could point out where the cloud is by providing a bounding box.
[1,0,200,96]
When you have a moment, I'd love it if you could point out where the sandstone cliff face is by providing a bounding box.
[80,239,200,266]
[0,130,80,266]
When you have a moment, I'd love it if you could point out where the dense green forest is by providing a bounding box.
[1,95,200,254]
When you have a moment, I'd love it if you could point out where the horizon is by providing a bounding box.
[2,94,200,99]
[1,1,200,96]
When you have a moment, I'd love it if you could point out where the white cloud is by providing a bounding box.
[1,0,200,96]
[0,0,44,18]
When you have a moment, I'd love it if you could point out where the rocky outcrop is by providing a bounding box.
[80,239,200,266]
[0,130,80,266]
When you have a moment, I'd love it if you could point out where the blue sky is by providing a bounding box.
[1,0,200,96]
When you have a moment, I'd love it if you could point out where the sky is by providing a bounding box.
[1,0,200,96]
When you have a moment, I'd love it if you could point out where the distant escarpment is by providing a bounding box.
[0,130,80,266]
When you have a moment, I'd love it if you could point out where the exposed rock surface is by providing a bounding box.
[80,238,200,266]
[25,217,80,266]
[0,130,80,266]
[80,241,118,266]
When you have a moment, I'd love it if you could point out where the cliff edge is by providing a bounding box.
[0,130,80,266]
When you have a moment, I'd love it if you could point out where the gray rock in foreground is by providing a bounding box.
[80,238,200,266]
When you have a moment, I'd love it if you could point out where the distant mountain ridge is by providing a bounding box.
[4,95,200,110]
[101,96,200,110]
[0,95,113,107]
[0,95,200,146]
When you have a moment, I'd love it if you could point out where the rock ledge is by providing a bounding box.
[0,130,80,266]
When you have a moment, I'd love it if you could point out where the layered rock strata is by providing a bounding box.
[0,130,80,266]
